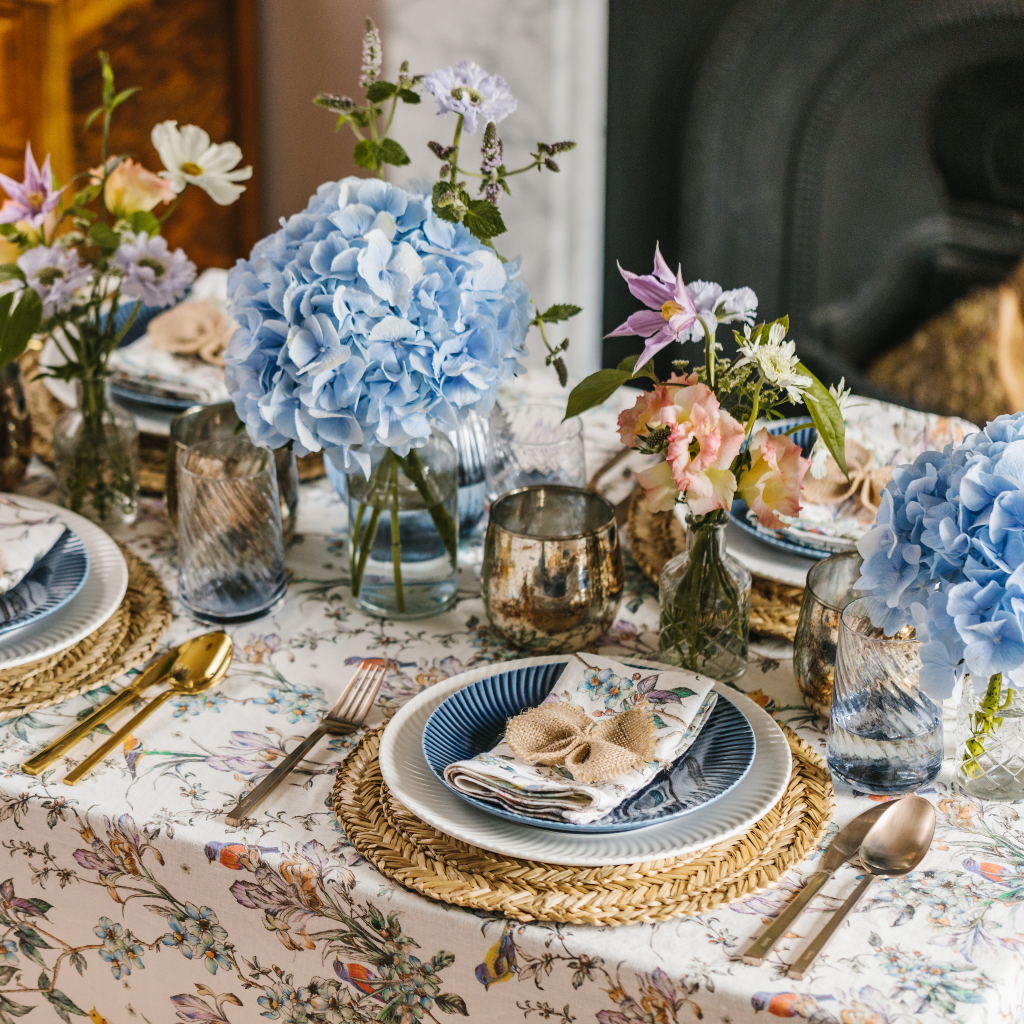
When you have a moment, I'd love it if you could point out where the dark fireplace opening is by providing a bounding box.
[603,0,1024,412]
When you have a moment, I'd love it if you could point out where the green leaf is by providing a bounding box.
[42,986,87,1023]
[798,362,847,476]
[88,221,121,254]
[365,81,397,102]
[539,303,582,323]
[0,994,34,1018]
[430,951,456,971]
[353,139,382,171]
[24,899,51,917]
[462,198,506,241]
[379,138,410,167]
[72,184,101,207]
[435,993,469,1015]
[99,51,115,106]
[565,368,633,419]
[0,289,42,368]
[0,966,15,986]
[398,88,421,104]
[431,182,463,223]
[126,210,160,236]
[108,86,140,112]
[0,264,24,285]
[83,105,105,131]
[617,354,640,372]
[349,109,370,128]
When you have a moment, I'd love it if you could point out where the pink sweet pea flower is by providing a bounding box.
[737,427,810,529]
[0,143,63,230]
[605,243,698,369]
[93,159,176,216]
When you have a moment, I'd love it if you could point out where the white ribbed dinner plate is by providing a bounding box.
[0,497,129,669]
[379,656,792,867]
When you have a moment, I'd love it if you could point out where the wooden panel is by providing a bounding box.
[70,0,258,269]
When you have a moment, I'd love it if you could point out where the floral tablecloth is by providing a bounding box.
[2,387,1024,1024]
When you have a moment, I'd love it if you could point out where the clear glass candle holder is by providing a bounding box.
[177,436,287,623]
[827,598,942,794]
[956,678,1024,802]
[486,403,585,501]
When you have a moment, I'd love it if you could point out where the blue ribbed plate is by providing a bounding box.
[729,419,830,560]
[422,661,755,833]
[0,529,89,638]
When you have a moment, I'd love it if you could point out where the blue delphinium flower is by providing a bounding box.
[225,176,530,476]
[857,411,1024,697]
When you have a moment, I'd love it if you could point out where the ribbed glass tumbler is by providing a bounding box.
[826,598,942,794]
[177,437,287,623]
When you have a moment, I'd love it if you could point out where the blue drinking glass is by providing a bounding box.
[177,437,287,623]
[827,598,942,793]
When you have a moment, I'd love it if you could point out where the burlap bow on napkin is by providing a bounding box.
[801,440,894,512]
[505,702,656,783]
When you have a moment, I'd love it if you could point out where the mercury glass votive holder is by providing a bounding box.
[177,436,287,623]
[793,551,863,719]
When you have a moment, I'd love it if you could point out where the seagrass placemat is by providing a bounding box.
[0,546,172,719]
[332,723,833,927]
[626,486,805,642]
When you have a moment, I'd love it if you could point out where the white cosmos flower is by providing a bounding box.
[809,377,853,478]
[736,322,811,402]
[151,121,252,205]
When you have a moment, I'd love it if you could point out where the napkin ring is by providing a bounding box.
[504,701,656,784]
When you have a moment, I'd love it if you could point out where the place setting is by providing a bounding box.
[2,14,1023,1023]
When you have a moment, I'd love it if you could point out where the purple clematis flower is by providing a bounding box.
[605,243,698,369]
[0,143,63,230]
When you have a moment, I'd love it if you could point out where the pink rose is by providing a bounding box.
[93,159,176,216]
[736,427,810,529]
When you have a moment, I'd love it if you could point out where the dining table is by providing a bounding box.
[1,377,1022,1024]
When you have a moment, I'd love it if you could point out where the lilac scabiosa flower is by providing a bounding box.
[17,245,91,318]
[422,61,517,134]
[225,176,530,477]
[113,231,196,307]
[0,143,64,230]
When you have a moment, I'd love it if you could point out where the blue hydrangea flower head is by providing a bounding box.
[225,176,530,476]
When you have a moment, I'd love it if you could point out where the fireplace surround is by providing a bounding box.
[604,0,1024,401]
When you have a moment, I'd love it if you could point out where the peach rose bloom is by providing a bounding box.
[101,159,176,216]
[736,427,810,529]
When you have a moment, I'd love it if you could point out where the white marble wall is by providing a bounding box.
[383,0,608,377]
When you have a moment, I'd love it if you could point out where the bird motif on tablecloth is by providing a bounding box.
[475,924,517,989]
[204,841,279,871]
[334,960,385,1002]
[963,856,1024,899]
[751,991,835,1018]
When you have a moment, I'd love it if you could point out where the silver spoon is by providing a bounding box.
[787,795,935,980]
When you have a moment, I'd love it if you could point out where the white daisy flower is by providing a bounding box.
[736,322,811,402]
[151,121,252,206]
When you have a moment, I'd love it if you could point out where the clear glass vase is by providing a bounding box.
[0,360,32,490]
[346,429,458,619]
[827,599,942,794]
[657,511,751,681]
[53,376,139,528]
[956,675,1024,802]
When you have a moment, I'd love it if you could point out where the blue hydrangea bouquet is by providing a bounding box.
[856,411,1024,783]
[225,20,580,617]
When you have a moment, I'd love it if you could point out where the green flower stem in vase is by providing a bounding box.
[658,511,751,681]
[347,429,458,620]
[53,375,139,527]
[957,672,1024,801]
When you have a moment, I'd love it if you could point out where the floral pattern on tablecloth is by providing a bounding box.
[1,381,1023,1024]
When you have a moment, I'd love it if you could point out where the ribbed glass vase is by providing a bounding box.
[657,511,751,681]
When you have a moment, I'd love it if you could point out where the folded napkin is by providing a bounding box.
[0,497,68,623]
[109,326,231,405]
[444,654,718,824]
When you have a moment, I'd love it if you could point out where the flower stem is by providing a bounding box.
[962,672,1015,778]
[449,116,464,186]
[400,448,457,569]
[389,459,405,613]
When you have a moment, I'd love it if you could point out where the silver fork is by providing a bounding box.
[225,660,386,826]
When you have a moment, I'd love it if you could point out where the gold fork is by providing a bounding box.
[224,660,386,826]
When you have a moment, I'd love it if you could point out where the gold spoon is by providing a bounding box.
[63,633,233,786]
[788,795,935,979]
[22,633,229,777]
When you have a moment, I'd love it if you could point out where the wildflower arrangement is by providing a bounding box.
[225,19,580,614]
[0,52,250,518]
[568,244,847,526]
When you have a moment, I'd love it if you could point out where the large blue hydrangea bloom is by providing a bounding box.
[225,176,530,476]
[857,413,1024,697]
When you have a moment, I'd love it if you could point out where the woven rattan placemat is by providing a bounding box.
[626,487,805,642]
[0,546,172,719]
[332,723,833,927]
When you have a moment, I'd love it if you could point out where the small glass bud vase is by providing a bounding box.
[53,376,139,528]
[346,429,458,619]
[956,674,1024,802]
[657,510,751,681]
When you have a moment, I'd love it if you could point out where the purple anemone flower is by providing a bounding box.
[605,243,699,368]
[0,143,64,230]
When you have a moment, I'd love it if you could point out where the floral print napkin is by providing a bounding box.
[444,654,717,824]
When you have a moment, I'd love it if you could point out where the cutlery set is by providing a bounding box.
[20,635,384,816]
